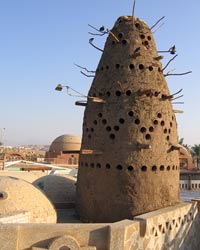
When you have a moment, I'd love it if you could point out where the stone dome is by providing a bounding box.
[0,171,46,183]
[33,174,76,207]
[0,176,57,223]
[49,134,81,153]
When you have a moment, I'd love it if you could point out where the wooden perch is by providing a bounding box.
[132,0,136,17]
[74,63,95,73]
[89,39,103,52]
[153,23,164,33]
[173,109,184,113]
[171,95,183,101]
[75,100,87,107]
[172,102,184,104]
[137,89,153,97]
[91,97,106,103]
[158,45,176,55]
[81,149,103,155]
[154,55,164,61]
[129,143,151,150]
[117,81,125,94]
[162,89,183,100]
[150,16,165,30]
[164,71,192,77]
[80,71,95,77]
[162,55,178,72]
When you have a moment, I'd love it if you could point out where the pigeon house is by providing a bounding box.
[76,15,180,223]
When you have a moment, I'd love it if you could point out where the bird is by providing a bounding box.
[99,26,105,32]
[169,45,176,54]
[89,38,94,43]
[134,47,141,54]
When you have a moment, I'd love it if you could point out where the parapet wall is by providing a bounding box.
[0,202,200,250]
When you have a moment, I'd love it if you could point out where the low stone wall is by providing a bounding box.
[0,211,30,224]
[0,202,200,250]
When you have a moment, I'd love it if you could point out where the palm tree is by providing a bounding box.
[191,144,200,169]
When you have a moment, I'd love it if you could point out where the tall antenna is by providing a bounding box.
[132,0,136,17]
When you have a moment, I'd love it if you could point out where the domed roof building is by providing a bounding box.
[33,174,76,208]
[45,134,81,167]
[0,176,57,223]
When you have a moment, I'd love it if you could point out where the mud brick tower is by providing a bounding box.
[76,16,180,222]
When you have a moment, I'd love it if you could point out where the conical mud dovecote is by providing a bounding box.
[76,16,180,222]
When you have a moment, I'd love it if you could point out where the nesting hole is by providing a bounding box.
[140,34,145,39]
[161,121,165,126]
[153,120,158,125]
[149,66,153,71]
[154,92,159,97]
[160,165,164,171]
[129,64,135,70]
[140,127,147,133]
[85,163,88,167]
[126,90,132,96]
[106,65,109,70]
[149,126,154,132]
[98,113,103,118]
[164,128,168,134]
[0,192,8,200]
[157,113,162,118]
[128,111,134,117]
[115,64,120,69]
[106,163,111,169]
[106,126,111,132]
[144,41,149,46]
[145,134,151,140]
[118,33,123,39]
[166,136,170,141]
[167,166,170,171]
[128,166,134,171]
[102,119,107,125]
[106,91,111,96]
[141,165,147,172]
[91,128,94,132]
[93,120,97,125]
[139,64,144,70]
[147,36,152,41]
[116,90,121,96]
[96,163,101,168]
[135,119,140,125]
[122,39,128,45]
[152,165,157,171]
[114,126,120,131]
[119,118,125,124]
[135,23,141,29]
[172,165,175,170]
[90,163,94,168]
[110,134,115,140]
[88,134,91,139]
[116,165,123,170]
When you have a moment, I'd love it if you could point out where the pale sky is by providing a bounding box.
[0,0,199,146]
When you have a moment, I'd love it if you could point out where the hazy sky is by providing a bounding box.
[0,0,199,146]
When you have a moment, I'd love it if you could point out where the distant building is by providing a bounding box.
[45,134,81,167]
[179,145,195,170]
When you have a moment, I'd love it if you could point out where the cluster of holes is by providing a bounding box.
[80,162,178,172]
[80,162,135,171]
[141,165,178,172]
[96,62,156,73]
